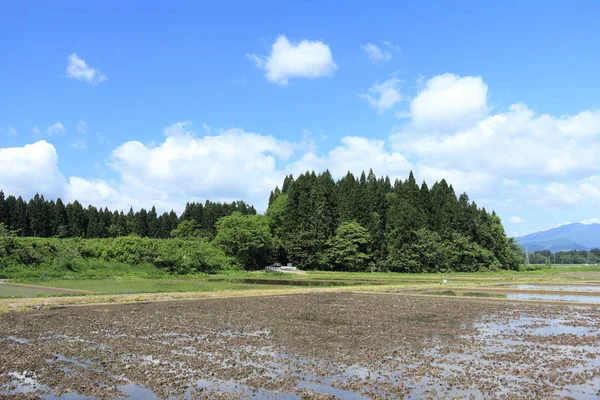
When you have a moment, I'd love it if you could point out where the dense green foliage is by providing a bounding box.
[527,249,600,265]
[213,212,273,270]
[0,191,254,240]
[0,236,235,278]
[268,170,520,272]
[1,169,520,274]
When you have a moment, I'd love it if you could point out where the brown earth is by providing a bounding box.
[1,292,599,399]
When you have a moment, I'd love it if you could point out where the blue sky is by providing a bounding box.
[1,1,599,237]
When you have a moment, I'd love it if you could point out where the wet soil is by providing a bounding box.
[1,293,599,399]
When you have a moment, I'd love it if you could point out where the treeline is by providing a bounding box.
[528,249,600,265]
[0,169,521,274]
[0,191,255,240]
[266,170,521,272]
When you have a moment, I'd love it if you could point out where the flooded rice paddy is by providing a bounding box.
[1,292,600,399]
[510,284,600,292]
[420,289,600,303]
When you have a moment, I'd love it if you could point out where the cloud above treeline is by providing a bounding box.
[2,73,600,220]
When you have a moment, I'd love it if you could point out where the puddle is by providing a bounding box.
[6,336,30,344]
[510,284,600,292]
[506,292,600,303]
[420,290,506,299]
[419,290,600,303]
[3,314,600,399]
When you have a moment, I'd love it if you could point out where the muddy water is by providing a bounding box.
[422,289,600,303]
[510,284,600,292]
[1,294,599,399]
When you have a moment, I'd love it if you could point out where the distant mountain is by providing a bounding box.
[516,223,600,252]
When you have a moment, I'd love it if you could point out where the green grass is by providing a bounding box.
[7,264,600,298]
[2,259,169,281]
[0,284,76,298]
[23,278,297,294]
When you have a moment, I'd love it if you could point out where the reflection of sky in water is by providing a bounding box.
[510,284,600,292]
[2,314,600,399]
[421,289,600,303]
[506,292,600,303]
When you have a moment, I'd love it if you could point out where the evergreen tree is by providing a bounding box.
[4,195,17,231]
[12,196,29,236]
[147,206,159,238]
[125,207,136,235]
[135,208,149,237]
[67,200,87,237]
[281,174,294,194]
[53,198,69,237]
[86,206,101,238]
[0,191,6,227]
[28,194,51,237]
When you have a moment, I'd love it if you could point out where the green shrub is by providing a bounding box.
[0,236,236,279]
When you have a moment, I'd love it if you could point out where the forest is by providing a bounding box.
[0,170,522,274]
[527,249,600,265]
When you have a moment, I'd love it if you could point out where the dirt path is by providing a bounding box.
[0,285,402,313]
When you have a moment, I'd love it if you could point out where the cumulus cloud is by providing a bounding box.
[408,73,488,130]
[66,53,106,84]
[509,216,524,224]
[4,67,600,223]
[392,103,600,179]
[361,43,392,63]
[247,35,337,85]
[289,136,412,180]
[360,78,403,114]
[65,177,124,208]
[415,166,498,199]
[0,141,67,199]
[107,122,297,212]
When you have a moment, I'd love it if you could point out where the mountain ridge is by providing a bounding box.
[516,223,600,252]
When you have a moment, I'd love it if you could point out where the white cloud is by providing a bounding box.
[408,73,488,130]
[415,166,497,199]
[361,43,391,63]
[509,216,524,224]
[31,122,66,137]
[360,78,403,114]
[0,124,411,214]
[289,136,412,180]
[580,218,600,225]
[247,35,337,85]
[5,66,600,227]
[46,122,65,135]
[0,141,67,199]
[107,122,297,212]
[65,177,123,208]
[66,53,107,84]
[393,103,600,179]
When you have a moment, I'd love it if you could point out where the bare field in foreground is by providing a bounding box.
[1,292,599,399]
